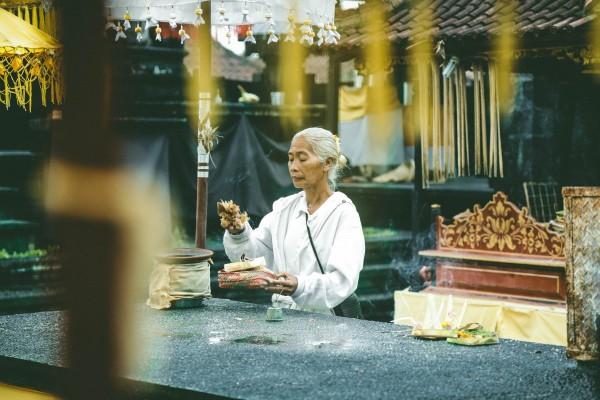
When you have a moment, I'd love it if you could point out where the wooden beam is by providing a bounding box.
[195,0,211,249]
[53,0,119,398]
[326,50,340,134]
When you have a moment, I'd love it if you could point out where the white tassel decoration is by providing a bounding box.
[194,4,205,26]
[316,23,325,46]
[241,2,249,24]
[285,15,296,42]
[325,23,338,45]
[123,9,131,30]
[144,6,157,31]
[135,23,143,42]
[114,22,127,42]
[218,1,226,24]
[155,25,162,41]
[245,29,256,44]
[179,25,190,44]
[169,8,177,29]
[299,20,314,46]
[267,27,279,44]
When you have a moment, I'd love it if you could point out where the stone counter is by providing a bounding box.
[0,298,598,399]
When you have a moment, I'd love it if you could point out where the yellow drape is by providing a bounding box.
[394,290,567,346]
[0,7,62,110]
[339,84,401,122]
[339,86,367,122]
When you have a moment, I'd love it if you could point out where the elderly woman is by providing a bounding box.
[223,127,365,316]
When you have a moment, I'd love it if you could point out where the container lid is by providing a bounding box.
[155,248,214,264]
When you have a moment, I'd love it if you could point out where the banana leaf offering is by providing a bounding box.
[446,323,499,346]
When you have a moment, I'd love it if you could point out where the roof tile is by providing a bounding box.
[339,0,596,47]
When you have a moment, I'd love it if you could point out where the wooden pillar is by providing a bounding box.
[411,120,424,242]
[563,186,600,361]
[326,50,340,134]
[195,1,211,249]
[429,204,441,249]
[52,0,118,398]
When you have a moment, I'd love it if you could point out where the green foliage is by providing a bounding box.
[362,227,399,239]
[0,246,47,260]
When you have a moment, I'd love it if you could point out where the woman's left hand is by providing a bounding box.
[264,272,298,296]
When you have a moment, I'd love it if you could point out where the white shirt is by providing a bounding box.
[223,191,365,314]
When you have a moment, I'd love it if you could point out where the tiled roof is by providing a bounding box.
[183,31,266,83]
[339,0,598,48]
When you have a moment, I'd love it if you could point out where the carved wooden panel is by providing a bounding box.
[438,192,565,259]
[435,261,566,301]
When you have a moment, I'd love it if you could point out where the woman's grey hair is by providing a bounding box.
[293,127,347,190]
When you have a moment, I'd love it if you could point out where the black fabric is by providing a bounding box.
[167,114,296,237]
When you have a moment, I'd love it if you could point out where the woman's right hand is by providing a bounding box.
[226,224,244,235]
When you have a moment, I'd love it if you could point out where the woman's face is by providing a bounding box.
[288,136,331,189]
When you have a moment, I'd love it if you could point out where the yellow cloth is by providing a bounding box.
[339,84,402,122]
[0,7,62,110]
[394,290,567,346]
[0,383,58,400]
[147,262,212,310]
[0,7,60,52]
[339,86,367,122]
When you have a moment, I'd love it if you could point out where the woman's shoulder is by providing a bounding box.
[271,192,304,212]
[332,191,357,210]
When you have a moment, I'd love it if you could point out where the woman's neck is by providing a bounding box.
[304,181,333,214]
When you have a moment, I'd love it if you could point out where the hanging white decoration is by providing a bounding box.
[123,8,132,29]
[316,22,325,46]
[144,4,158,31]
[299,19,314,46]
[135,23,143,41]
[194,2,206,26]
[245,28,256,44]
[114,22,127,41]
[218,0,227,23]
[168,6,178,29]
[102,0,339,47]
[284,14,296,42]
[241,1,249,24]
[267,26,278,44]
[179,25,191,44]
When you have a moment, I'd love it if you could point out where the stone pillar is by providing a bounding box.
[562,187,600,361]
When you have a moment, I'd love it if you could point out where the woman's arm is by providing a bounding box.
[291,207,365,310]
[223,211,275,268]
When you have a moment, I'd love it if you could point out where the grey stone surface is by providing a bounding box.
[0,298,599,399]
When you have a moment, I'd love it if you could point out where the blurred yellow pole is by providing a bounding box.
[591,2,600,80]
[279,1,306,133]
[407,0,434,187]
[363,1,391,112]
[279,39,306,129]
[494,0,517,113]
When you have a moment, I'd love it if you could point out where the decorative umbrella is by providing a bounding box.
[0,7,62,111]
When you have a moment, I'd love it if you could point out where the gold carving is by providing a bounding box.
[438,192,565,258]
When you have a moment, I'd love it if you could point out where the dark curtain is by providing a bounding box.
[168,114,296,237]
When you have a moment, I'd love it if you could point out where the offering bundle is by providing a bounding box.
[218,256,279,289]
